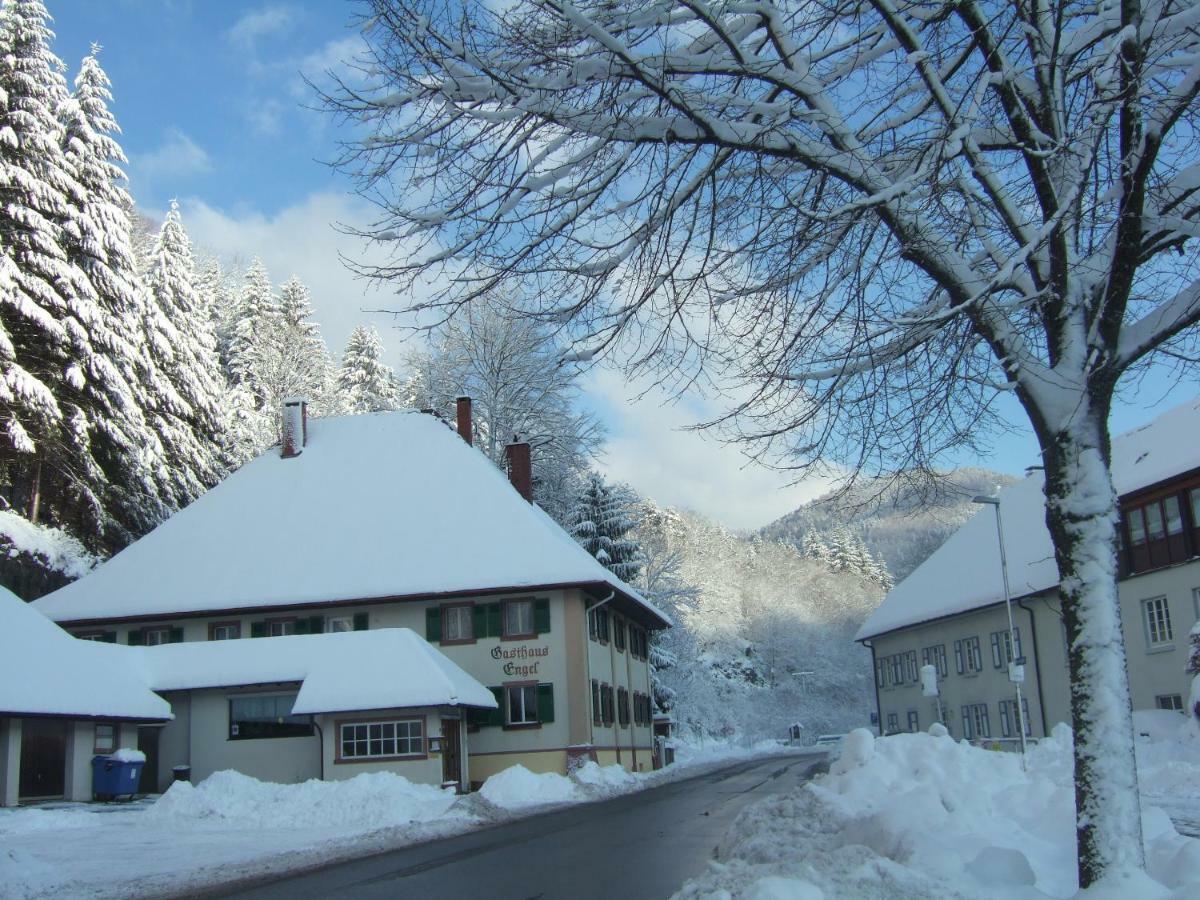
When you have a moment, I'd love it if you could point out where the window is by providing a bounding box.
[599,683,614,726]
[209,622,240,641]
[885,712,899,734]
[339,719,424,759]
[507,684,538,725]
[143,628,172,645]
[1124,491,1191,573]
[1156,694,1184,712]
[875,659,887,689]
[890,654,904,685]
[614,618,626,652]
[589,606,611,643]
[442,605,474,642]
[906,710,919,733]
[325,617,354,634]
[991,632,1003,668]
[904,651,919,683]
[94,723,116,754]
[268,620,296,637]
[990,629,1022,668]
[1012,697,1031,737]
[999,700,1011,737]
[229,694,312,740]
[1143,597,1173,647]
[963,637,983,673]
[922,645,947,678]
[971,704,990,738]
[954,640,965,674]
[617,688,630,727]
[592,680,602,725]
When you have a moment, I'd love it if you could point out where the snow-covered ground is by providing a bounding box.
[675,717,1200,900]
[1,739,791,899]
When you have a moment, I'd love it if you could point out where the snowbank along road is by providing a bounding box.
[206,752,825,900]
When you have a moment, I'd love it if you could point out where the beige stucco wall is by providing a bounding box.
[318,706,447,787]
[1119,559,1199,711]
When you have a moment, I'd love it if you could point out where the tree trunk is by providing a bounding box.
[1040,400,1144,887]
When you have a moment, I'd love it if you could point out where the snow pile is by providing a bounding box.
[149,769,459,830]
[109,748,145,763]
[477,764,581,809]
[677,726,1200,899]
[571,760,639,793]
[0,510,97,578]
[1135,712,1200,838]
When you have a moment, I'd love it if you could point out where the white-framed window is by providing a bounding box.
[442,606,473,642]
[954,640,965,674]
[906,710,919,732]
[1142,597,1173,647]
[885,712,899,734]
[1156,694,1184,712]
[268,620,296,637]
[506,684,538,725]
[998,700,1011,737]
[210,623,240,641]
[961,703,990,739]
[229,694,311,740]
[94,723,116,754]
[504,599,533,638]
[339,719,423,759]
[904,651,919,682]
[325,617,354,634]
[143,627,172,646]
[965,637,983,672]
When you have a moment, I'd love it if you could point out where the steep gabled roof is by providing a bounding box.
[855,397,1200,641]
[0,586,170,721]
[130,629,497,714]
[34,411,669,627]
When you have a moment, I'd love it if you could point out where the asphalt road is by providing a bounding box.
[212,752,825,900]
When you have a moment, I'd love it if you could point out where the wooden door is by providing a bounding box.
[19,719,68,799]
[137,726,160,794]
[441,719,462,791]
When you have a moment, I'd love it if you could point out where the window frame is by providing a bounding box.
[922,644,947,678]
[906,709,919,733]
[1142,596,1174,648]
[94,722,117,754]
[228,692,312,741]
[440,603,476,645]
[335,715,426,763]
[885,712,899,734]
[324,616,354,634]
[143,627,173,646]
[1155,694,1184,712]
[266,617,298,637]
[504,682,540,728]
[502,599,536,640]
[209,621,241,641]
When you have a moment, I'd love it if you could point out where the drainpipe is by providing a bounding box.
[311,717,324,781]
[1016,600,1050,738]
[863,639,882,736]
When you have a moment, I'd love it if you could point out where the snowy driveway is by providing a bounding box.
[213,753,825,900]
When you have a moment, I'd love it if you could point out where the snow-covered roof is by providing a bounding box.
[856,397,1200,641]
[33,411,669,628]
[0,585,170,721]
[130,628,497,715]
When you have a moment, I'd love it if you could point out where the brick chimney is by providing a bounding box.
[281,398,308,458]
[505,436,532,502]
[455,395,472,445]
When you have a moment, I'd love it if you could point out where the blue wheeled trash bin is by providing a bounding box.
[91,754,144,801]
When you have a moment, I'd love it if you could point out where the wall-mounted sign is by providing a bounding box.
[492,644,550,677]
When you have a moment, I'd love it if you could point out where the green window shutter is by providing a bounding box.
[534,598,550,634]
[168,627,184,644]
[100,631,117,644]
[486,603,502,638]
[250,621,266,638]
[537,683,555,724]
[488,686,505,727]
[353,612,369,631]
[473,604,487,639]
[127,630,144,646]
[425,607,442,642]
[309,615,325,634]
[294,618,309,635]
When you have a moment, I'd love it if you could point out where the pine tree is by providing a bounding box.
[0,0,156,547]
[569,473,643,583]
[254,275,336,416]
[224,258,276,392]
[141,200,227,502]
[337,325,399,413]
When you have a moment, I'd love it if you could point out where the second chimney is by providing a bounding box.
[506,437,532,502]
[455,395,472,446]
[281,398,307,458]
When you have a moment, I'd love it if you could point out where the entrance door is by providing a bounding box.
[19,719,68,799]
[137,726,160,794]
[441,719,462,791]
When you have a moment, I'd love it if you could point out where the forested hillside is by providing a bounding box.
[759,468,1018,582]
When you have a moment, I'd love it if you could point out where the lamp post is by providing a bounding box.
[973,494,1029,766]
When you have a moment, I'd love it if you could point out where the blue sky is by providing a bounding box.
[47,1,1196,530]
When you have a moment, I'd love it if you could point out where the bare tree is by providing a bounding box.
[324,1,1200,884]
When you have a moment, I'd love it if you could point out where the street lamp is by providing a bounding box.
[973,494,1029,766]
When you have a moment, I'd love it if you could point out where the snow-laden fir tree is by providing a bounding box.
[569,473,643,583]
[141,200,227,502]
[252,275,338,417]
[0,0,157,548]
[223,258,276,393]
[338,325,400,413]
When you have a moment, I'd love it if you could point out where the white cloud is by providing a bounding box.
[177,191,416,370]
[130,129,211,187]
[586,369,838,531]
[226,5,297,49]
